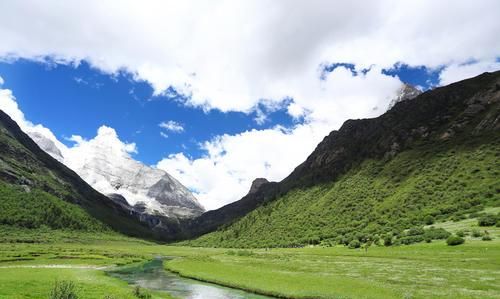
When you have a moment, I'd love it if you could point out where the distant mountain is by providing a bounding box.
[387,83,422,110]
[183,71,500,246]
[29,129,204,219]
[0,110,168,240]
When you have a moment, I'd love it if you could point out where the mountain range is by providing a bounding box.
[1,71,499,245]
[182,70,500,245]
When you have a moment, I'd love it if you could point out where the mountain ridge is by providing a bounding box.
[180,71,500,241]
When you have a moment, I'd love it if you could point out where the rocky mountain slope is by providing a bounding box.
[181,71,500,243]
[0,110,176,240]
[29,128,204,219]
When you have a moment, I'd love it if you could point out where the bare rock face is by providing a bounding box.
[248,178,269,194]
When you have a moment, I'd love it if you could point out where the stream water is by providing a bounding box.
[107,259,273,299]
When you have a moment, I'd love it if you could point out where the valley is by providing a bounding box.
[0,217,498,299]
[0,71,499,298]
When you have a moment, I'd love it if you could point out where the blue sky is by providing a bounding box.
[0,60,298,165]
[0,60,442,166]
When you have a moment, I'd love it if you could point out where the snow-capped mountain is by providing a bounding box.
[387,84,422,110]
[27,126,204,218]
[28,131,65,162]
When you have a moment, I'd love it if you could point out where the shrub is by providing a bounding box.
[451,214,466,222]
[132,286,151,299]
[407,227,424,236]
[383,234,392,246]
[469,212,480,219]
[348,239,360,249]
[424,227,451,240]
[446,235,465,246]
[424,215,435,225]
[49,280,78,299]
[399,235,424,245]
[478,214,497,226]
[456,230,466,237]
[471,229,482,238]
[482,235,492,241]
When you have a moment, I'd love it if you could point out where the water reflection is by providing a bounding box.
[108,259,272,299]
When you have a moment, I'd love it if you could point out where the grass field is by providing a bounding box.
[165,241,500,299]
[0,223,499,299]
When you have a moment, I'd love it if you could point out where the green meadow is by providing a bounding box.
[0,218,499,299]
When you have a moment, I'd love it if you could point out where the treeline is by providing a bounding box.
[0,183,106,231]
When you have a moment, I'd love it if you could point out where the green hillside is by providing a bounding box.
[187,134,500,248]
[0,182,107,231]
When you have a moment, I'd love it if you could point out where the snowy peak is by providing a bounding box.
[388,83,422,110]
[28,131,64,162]
[27,126,204,218]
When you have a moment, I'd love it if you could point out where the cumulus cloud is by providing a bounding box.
[439,60,500,86]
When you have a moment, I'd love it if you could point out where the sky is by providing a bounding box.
[0,0,499,210]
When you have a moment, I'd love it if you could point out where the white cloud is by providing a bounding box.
[160,132,169,139]
[157,123,331,210]
[159,120,184,133]
[0,0,498,116]
[0,76,4,86]
[439,60,500,86]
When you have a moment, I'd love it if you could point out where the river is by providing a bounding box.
[107,259,274,299]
